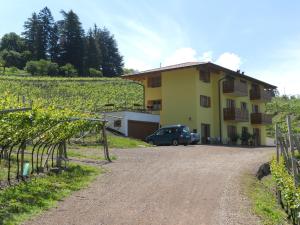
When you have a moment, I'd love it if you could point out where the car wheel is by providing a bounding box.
[172,139,179,146]
[148,140,155,145]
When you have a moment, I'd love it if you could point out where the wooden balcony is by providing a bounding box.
[251,113,272,125]
[223,80,248,97]
[223,108,249,122]
[250,89,273,101]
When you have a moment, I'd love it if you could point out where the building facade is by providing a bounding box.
[123,62,276,145]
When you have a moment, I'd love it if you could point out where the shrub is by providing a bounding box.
[60,63,78,77]
[271,158,300,211]
[47,62,59,76]
[88,68,102,77]
[25,60,59,76]
[25,60,39,75]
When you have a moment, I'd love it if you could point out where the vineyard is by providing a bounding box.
[0,75,143,187]
[0,76,143,111]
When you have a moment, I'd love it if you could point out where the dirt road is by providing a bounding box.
[24,145,273,225]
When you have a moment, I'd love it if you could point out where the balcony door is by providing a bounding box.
[226,99,235,108]
[201,123,210,144]
[253,128,261,146]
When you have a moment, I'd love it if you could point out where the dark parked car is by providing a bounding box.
[190,132,200,144]
[145,125,191,146]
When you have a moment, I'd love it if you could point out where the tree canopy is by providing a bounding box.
[0,7,124,77]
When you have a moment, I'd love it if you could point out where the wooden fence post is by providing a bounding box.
[287,115,298,185]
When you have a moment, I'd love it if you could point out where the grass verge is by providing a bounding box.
[107,135,151,148]
[243,174,289,225]
[0,163,102,225]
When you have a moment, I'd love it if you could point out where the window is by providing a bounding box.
[199,70,210,83]
[200,95,211,107]
[147,76,161,87]
[227,125,237,139]
[148,99,162,111]
[226,99,235,108]
[241,102,247,110]
[252,104,259,113]
[156,129,165,135]
[114,120,121,127]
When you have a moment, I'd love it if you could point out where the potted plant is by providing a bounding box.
[230,134,240,145]
[240,131,251,146]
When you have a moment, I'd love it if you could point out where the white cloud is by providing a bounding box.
[215,52,241,71]
[199,51,213,62]
[163,48,198,66]
[163,48,241,71]
[125,58,152,71]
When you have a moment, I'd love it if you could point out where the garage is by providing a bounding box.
[128,120,159,140]
[104,111,160,140]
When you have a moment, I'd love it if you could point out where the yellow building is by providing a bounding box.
[122,62,276,146]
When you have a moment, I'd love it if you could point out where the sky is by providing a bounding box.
[0,0,299,95]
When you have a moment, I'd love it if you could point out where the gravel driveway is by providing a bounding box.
[24,145,273,225]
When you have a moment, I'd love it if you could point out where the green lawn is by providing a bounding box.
[0,163,101,225]
[243,174,289,225]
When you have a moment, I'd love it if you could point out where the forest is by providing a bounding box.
[0,7,124,77]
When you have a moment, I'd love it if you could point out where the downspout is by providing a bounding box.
[218,76,227,144]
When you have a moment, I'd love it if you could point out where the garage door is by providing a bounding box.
[128,120,159,140]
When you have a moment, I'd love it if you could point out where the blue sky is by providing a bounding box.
[0,0,299,94]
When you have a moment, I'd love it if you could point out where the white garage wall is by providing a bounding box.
[104,111,160,136]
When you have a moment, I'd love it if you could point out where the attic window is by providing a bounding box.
[148,76,161,88]
[199,70,210,83]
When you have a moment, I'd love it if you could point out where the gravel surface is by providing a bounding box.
[23,145,273,225]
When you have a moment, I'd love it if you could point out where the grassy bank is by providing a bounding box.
[107,135,151,148]
[0,164,102,225]
[244,174,289,225]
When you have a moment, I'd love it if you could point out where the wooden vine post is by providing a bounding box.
[275,123,279,163]
[101,119,111,162]
[56,141,64,168]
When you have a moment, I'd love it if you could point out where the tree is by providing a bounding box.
[37,7,55,59]
[59,10,84,75]
[0,50,22,68]
[123,68,137,74]
[98,28,123,77]
[0,32,26,52]
[23,12,42,60]
[84,27,102,73]
[49,23,60,62]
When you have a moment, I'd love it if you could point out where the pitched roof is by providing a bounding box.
[122,62,276,89]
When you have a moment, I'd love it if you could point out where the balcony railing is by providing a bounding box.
[251,113,272,125]
[223,108,249,122]
[223,80,248,97]
[250,89,273,101]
